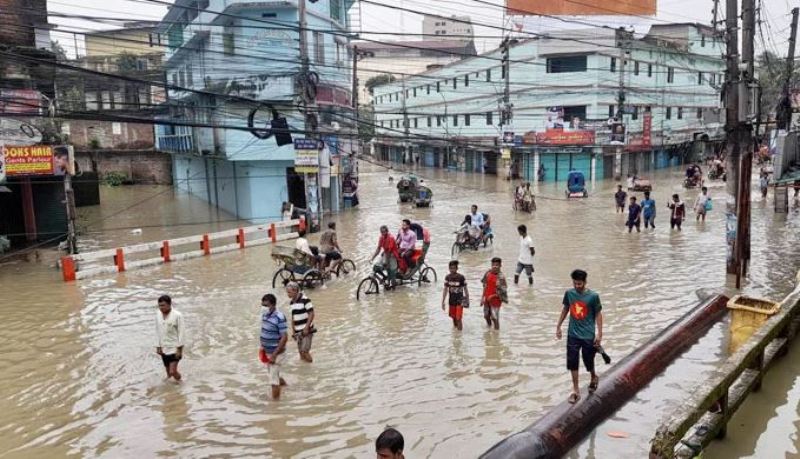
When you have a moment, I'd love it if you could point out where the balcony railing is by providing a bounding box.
[157,134,194,153]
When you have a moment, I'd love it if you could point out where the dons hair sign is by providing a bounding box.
[506,0,656,16]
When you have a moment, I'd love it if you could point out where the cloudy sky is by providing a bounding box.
[49,0,794,56]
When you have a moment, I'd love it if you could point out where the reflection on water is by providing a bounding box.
[0,163,799,458]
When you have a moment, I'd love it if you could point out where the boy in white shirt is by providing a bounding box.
[515,224,535,286]
[155,295,185,381]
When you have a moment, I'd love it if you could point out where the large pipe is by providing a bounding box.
[481,294,730,459]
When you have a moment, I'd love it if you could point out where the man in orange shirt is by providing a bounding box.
[481,257,507,330]
[371,225,399,288]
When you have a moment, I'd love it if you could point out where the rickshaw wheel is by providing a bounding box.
[419,266,437,285]
[451,242,461,257]
[302,269,324,288]
[336,259,356,276]
[357,276,380,300]
[272,268,293,288]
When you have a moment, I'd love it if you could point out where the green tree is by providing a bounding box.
[50,40,68,61]
[364,73,395,94]
[757,51,800,115]
[115,52,139,72]
[358,106,375,143]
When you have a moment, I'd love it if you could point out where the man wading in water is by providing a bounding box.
[154,295,185,382]
[260,293,288,399]
[287,282,315,363]
[556,270,604,404]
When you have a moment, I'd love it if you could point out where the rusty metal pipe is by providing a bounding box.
[481,294,730,459]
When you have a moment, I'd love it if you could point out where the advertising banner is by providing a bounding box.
[0,89,41,115]
[294,138,320,174]
[523,130,595,146]
[506,0,656,16]
[2,145,75,176]
[642,112,652,147]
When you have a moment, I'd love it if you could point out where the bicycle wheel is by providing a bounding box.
[451,241,461,257]
[302,269,324,289]
[418,266,437,285]
[272,268,293,288]
[335,259,356,277]
[357,276,380,300]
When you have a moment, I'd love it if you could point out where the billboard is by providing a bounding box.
[294,138,320,174]
[1,145,75,176]
[523,130,595,146]
[506,0,656,16]
[0,89,42,115]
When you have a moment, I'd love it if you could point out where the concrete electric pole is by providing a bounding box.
[298,0,322,231]
[777,8,799,130]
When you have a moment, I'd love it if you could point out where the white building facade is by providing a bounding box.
[371,23,724,182]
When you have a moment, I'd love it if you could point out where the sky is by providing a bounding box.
[48,0,794,57]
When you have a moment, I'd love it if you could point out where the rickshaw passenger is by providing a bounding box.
[397,219,418,270]
[371,225,398,287]
[295,229,322,270]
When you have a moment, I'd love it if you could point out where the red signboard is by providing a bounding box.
[522,129,595,146]
[0,89,41,115]
[642,112,652,147]
[506,0,656,16]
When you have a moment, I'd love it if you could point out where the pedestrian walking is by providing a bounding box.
[668,194,686,231]
[376,427,405,459]
[442,260,468,331]
[260,293,288,399]
[481,257,508,330]
[693,186,711,222]
[614,185,627,213]
[626,196,642,233]
[287,282,315,363]
[515,224,535,286]
[641,191,656,229]
[154,294,185,382]
[555,269,604,404]
[759,173,769,198]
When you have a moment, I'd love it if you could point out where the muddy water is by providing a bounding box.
[0,163,799,458]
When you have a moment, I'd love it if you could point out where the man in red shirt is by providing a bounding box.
[371,225,399,288]
[481,257,507,330]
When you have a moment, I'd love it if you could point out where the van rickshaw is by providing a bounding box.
[397,174,419,203]
[271,245,356,288]
[565,170,588,198]
[415,184,433,207]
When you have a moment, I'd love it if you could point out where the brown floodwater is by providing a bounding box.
[1,162,799,458]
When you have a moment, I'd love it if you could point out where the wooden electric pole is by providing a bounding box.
[777,8,799,130]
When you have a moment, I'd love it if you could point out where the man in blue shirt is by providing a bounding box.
[626,196,642,233]
[260,293,288,399]
[641,191,656,229]
[556,269,604,404]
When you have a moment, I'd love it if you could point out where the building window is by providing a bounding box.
[546,55,588,73]
[172,73,178,87]
[610,57,616,73]
[678,107,683,119]
[436,81,441,92]
[667,67,674,83]
[486,69,491,82]
[314,31,325,65]
[465,114,470,126]
[632,106,639,120]
[178,70,185,87]
[710,74,716,86]
[427,116,432,127]
[330,0,342,21]
[380,121,384,127]
[701,35,706,47]
[562,106,587,124]
[698,72,703,85]
[413,87,417,97]
[426,85,430,94]
[608,104,615,119]
[634,61,639,76]
[186,64,193,86]
[645,105,651,113]
[666,107,672,120]
[405,89,409,98]
[413,118,418,128]
[453,78,457,89]
[486,111,493,125]
[436,116,441,126]
[453,115,458,126]
[223,27,235,55]
[697,107,703,119]
[465,75,469,87]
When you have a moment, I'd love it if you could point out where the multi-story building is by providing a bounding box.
[422,15,474,40]
[371,23,725,182]
[155,0,356,222]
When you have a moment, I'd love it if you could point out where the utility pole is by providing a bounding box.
[724,0,741,276]
[401,78,410,164]
[777,7,799,130]
[614,27,630,181]
[352,45,360,154]
[298,0,321,231]
[500,37,513,178]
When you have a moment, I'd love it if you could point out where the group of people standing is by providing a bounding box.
[615,185,712,232]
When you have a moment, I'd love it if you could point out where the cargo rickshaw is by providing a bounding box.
[565,170,589,198]
[628,177,652,192]
[271,245,356,289]
[397,174,419,203]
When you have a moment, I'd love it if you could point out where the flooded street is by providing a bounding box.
[1,162,800,458]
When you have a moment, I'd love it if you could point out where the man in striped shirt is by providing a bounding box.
[260,293,288,399]
[287,282,315,363]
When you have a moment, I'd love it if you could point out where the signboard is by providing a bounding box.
[0,89,41,115]
[642,112,652,147]
[502,130,515,146]
[522,130,596,146]
[2,145,74,176]
[294,138,320,173]
[0,118,43,146]
[506,0,656,16]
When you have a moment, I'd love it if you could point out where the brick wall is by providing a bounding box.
[0,0,47,47]
[65,120,154,150]
[75,150,173,185]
